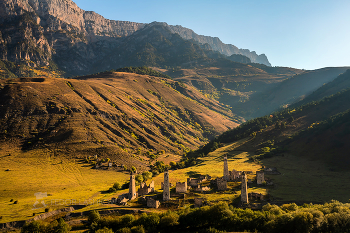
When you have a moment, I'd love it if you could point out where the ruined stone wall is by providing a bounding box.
[176,182,187,193]
[147,198,160,208]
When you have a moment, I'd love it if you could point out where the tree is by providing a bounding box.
[135,174,144,184]
[142,171,152,181]
[88,210,100,224]
[131,166,137,173]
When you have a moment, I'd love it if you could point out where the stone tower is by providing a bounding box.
[128,173,137,200]
[223,155,229,181]
[256,171,265,185]
[163,170,170,201]
[241,172,248,203]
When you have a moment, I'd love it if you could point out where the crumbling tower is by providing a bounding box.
[128,173,137,200]
[223,155,229,181]
[256,170,265,185]
[241,171,248,203]
[163,170,170,201]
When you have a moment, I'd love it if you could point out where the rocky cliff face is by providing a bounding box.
[0,0,271,72]
[167,24,271,66]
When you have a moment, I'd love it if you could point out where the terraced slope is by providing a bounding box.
[0,72,239,168]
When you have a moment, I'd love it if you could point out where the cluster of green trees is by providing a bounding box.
[84,201,350,233]
[21,218,71,233]
[113,66,172,79]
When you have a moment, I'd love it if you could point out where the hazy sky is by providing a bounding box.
[73,0,350,70]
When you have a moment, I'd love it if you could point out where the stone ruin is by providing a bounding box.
[187,175,209,188]
[241,172,248,204]
[147,198,160,209]
[194,197,207,208]
[229,169,242,181]
[249,192,265,201]
[256,171,265,185]
[212,177,227,191]
[193,185,210,193]
[176,181,187,193]
[138,181,155,196]
[112,194,129,206]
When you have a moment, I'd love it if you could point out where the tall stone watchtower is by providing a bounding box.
[223,155,229,181]
[128,173,137,200]
[163,170,170,201]
[241,171,248,203]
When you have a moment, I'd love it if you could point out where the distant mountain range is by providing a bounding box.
[0,0,271,77]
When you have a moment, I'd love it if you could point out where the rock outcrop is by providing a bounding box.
[0,0,271,73]
[167,24,271,66]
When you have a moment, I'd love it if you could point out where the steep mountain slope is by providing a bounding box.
[0,0,271,77]
[167,24,271,66]
[197,87,350,170]
[0,72,238,168]
[154,64,304,116]
[238,67,349,118]
[292,69,350,107]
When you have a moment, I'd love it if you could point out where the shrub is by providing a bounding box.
[160,212,179,228]
[21,221,42,233]
[88,210,101,224]
[117,227,131,233]
[96,227,114,233]
[131,225,145,233]
[113,182,122,190]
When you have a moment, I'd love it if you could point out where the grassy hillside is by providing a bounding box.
[0,72,239,170]
[153,63,304,116]
[195,87,350,168]
[240,67,349,118]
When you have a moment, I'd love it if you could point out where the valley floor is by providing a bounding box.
[1,138,350,224]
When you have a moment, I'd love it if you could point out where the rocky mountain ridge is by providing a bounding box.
[0,0,271,72]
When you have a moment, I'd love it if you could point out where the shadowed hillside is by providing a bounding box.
[239,67,349,118]
[0,72,238,168]
[292,69,350,107]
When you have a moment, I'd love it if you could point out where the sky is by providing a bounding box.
[73,0,350,70]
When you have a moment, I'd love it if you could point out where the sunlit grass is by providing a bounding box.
[0,147,129,223]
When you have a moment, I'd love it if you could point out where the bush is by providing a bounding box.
[113,182,122,190]
[131,225,145,233]
[96,227,114,233]
[117,227,131,233]
[160,212,179,228]
[21,221,42,233]
[88,210,101,224]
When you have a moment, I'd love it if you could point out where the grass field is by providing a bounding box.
[4,135,347,224]
[0,139,266,223]
[263,153,350,203]
[0,145,129,223]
